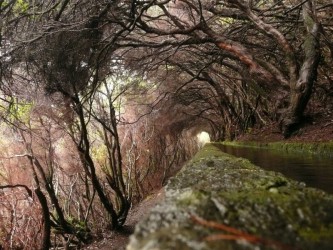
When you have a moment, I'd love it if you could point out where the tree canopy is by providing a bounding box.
[0,0,332,248]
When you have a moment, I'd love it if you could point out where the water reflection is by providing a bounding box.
[215,144,333,194]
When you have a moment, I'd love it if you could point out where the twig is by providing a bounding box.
[322,121,333,128]
[284,0,308,14]
[0,184,33,197]
[191,214,297,250]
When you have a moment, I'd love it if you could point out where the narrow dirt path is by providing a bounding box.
[84,189,165,250]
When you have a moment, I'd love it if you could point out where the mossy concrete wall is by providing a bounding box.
[127,144,333,250]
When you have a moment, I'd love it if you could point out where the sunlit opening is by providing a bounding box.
[197,131,211,147]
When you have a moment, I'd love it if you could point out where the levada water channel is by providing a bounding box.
[215,144,333,194]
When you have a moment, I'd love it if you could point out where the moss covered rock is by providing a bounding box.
[127,144,333,250]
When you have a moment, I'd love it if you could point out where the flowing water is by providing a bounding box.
[216,144,333,194]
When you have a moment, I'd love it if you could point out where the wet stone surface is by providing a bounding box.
[127,144,333,250]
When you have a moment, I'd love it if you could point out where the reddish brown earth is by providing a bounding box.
[83,189,165,250]
[83,112,333,249]
[236,112,333,142]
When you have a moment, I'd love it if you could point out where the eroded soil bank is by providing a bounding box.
[127,144,333,250]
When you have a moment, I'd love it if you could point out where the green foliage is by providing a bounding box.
[0,0,9,8]
[91,145,108,167]
[67,216,89,232]
[1,0,29,13]
[215,17,235,26]
[13,0,29,14]
[9,99,34,124]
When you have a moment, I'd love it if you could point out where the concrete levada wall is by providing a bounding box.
[127,144,333,250]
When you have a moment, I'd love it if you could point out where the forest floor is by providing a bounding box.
[83,111,333,250]
[83,189,165,250]
[236,111,333,142]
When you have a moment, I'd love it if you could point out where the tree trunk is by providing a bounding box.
[280,1,320,138]
[35,188,51,250]
[73,95,120,229]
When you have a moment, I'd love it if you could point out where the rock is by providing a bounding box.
[127,144,333,250]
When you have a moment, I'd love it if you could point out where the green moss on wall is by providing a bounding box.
[128,144,333,250]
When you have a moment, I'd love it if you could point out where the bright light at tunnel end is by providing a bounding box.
[197,131,211,147]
